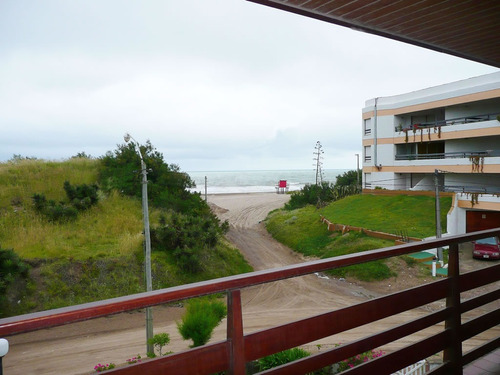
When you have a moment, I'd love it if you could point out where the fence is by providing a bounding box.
[392,360,427,374]
[1,229,499,374]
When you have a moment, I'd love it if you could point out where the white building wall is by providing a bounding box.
[376,143,394,166]
[446,101,500,119]
[446,196,463,235]
[445,135,500,153]
[410,176,434,191]
[375,116,396,138]
[369,171,395,190]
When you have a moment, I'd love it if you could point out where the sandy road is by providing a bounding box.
[3,192,498,374]
[209,193,440,352]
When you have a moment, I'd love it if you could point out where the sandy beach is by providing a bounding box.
[3,192,498,374]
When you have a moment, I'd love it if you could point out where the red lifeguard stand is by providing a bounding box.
[276,180,288,194]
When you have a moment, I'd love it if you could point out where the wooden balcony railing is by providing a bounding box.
[1,229,499,374]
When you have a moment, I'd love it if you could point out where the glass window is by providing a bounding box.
[364,119,371,135]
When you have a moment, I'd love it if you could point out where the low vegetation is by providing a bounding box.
[319,194,451,239]
[177,297,227,347]
[266,192,451,281]
[257,348,310,372]
[266,206,395,281]
[255,345,383,374]
[0,146,251,318]
[285,170,361,210]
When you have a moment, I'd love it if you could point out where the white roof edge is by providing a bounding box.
[363,71,500,113]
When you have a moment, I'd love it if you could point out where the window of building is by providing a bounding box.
[364,146,371,162]
[396,143,416,160]
[395,141,444,160]
[364,118,371,135]
[364,173,371,189]
[417,141,445,157]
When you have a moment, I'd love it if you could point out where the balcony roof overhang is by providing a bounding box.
[247,0,500,68]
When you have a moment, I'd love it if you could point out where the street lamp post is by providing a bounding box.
[355,153,360,188]
[124,133,154,355]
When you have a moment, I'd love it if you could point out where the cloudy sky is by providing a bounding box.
[1,1,498,171]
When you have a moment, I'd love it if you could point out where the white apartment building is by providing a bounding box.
[362,71,500,235]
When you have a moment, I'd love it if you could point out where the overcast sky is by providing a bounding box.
[1,1,498,171]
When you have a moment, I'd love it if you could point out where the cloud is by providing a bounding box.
[0,0,497,169]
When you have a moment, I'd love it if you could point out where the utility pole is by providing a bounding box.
[124,133,154,355]
[313,141,324,185]
[355,153,360,188]
[434,169,443,262]
[204,176,207,202]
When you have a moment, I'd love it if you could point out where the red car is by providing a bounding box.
[473,237,500,260]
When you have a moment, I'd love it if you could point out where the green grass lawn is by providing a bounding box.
[265,193,451,281]
[318,194,451,239]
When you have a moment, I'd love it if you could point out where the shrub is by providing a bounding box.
[285,180,360,210]
[151,212,229,273]
[148,333,171,356]
[32,181,99,222]
[152,212,226,251]
[98,140,203,214]
[177,298,227,347]
[257,348,310,371]
[0,247,30,317]
[63,181,98,210]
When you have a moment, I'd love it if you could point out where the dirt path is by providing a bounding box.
[209,194,439,350]
[4,193,498,374]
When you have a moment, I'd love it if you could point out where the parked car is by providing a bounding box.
[473,237,500,260]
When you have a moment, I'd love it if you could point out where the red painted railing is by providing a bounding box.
[1,229,499,374]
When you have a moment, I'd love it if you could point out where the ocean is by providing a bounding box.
[187,169,349,194]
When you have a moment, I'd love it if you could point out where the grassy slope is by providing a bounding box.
[0,159,251,316]
[1,158,144,258]
[319,194,452,239]
[265,194,452,281]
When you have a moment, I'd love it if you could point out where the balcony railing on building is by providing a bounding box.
[395,150,497,161]
[395,112,500,133]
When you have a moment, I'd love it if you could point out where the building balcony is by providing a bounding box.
[395,150,497,161]
[395,112,500,133]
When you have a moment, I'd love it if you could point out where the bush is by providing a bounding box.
[0,247,30,317]
[151,212,229,273]
[32,181,99,222]
[285,182,335,210]
[148,333,171,356]
[98,140,203,214]
[177,298,227,347]
[333,170,359,188]
[285,178,361,211]
[63,181,98,210]
[257,348,310,371]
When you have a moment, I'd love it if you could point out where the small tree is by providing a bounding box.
[147,332,171,356]
[334,170,359,188]
[177,298,227,347]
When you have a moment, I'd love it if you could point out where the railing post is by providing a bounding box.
[227,290,245,375]
[444,243,463,374]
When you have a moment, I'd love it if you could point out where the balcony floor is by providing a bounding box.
[463,348,500,375]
